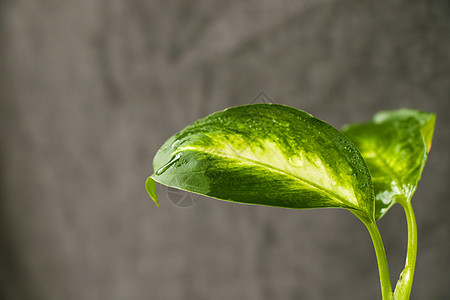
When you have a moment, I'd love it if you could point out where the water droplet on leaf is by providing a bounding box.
[288,154,304,167]
[156,153,182,175]
[171,139,181,149]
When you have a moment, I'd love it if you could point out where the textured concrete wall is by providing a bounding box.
[1,0,449,299]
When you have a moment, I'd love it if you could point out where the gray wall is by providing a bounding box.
[1,0,449,299]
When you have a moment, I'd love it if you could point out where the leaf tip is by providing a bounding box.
[146,176,159,207]
[422,114,436,154]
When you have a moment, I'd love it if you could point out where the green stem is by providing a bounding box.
[393,201,417,300]
[359,216,393,300]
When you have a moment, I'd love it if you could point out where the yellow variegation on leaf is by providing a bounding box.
[147,104,375,222]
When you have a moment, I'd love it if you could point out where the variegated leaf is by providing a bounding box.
[147,104,375,221]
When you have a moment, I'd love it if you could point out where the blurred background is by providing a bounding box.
[1,0,449,299]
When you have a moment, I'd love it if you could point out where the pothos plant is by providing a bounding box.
[146,104,435,300]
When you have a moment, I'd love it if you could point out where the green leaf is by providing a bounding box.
[372,109,436,153]
[146,177,159,207]
[342,109,435,220]
[147,104,375,221]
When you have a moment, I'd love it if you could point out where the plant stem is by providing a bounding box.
[359,216,393,300]
[393,201,417,299]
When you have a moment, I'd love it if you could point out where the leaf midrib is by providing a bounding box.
[371,146,404,195]
[179,146,355,208]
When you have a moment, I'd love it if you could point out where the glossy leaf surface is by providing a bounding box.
[372,109,436,153]
[342,109,435,220]
[147,104,375,220]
